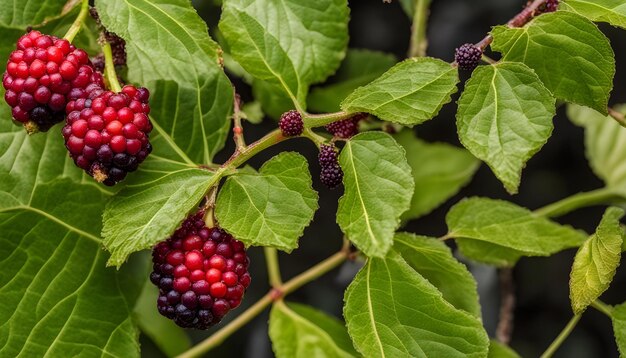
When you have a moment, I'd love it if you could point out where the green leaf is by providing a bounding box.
[308,49,397,113]
[0,119,140,356]
[488,340,521,358]
[270,301,357,358]
[561,0,626,29]
[337,132,414,257]
[135,279,191,357]
[447,198,587,266]
[252,79,297,120]
[344,251,489,357]
[456,62,556,194]
[341,57,459,125]
[567,104,626,195]
[95,0,233,164]
[395,130,479,220]
[491,11,615,114]
[102,159,217,267]
[394,233,481,318]
[215,152,318,252]
[0,0,67,28]
[219,0,349,109]
[612,302,626,357]
[570,207,624,314]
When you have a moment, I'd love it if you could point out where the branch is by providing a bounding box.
[63,0,89,42]
[232,91,247,151]
[496,268,516,345]
[540,313,582,358]
[102,40,122,92]
[408,0,431,58]
[176,250,349,358]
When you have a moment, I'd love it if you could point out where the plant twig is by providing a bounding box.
[496,268,516,345]
[222,129,286,169]
[102,40,122,92]
[533,187,622,218]
[264,247,282,288]
[591,300,613,317]
[232,91,247,151]
[63,0,89,42]
[608,107,626,129]
[176,250,349,358]
[303,111,353,128]
[408,0,431,58]
[539,313,582,358]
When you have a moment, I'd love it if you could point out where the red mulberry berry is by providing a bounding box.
[278,110,303,137]
[325,113,366,139]
[63,84,152,185]
[2,30,103,133]
[454,43,482,71]
[151,211,250,329]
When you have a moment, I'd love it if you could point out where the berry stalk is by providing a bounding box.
[264,247,282,288]
[63,0,90,43]
[176,249,349,358]
[539,313,582,358]
[102,40,122,92]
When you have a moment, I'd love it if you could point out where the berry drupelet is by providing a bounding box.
[3,30,103,132]
[278,110,303,137]
[151,211,251,329]
[62,84,152,186]
[454,43,482,71]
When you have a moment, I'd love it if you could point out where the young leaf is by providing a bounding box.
[561,0,626,29]
[491,11,615,114]
[103,159,217,267]
[337,132,414,257]
[567,104,626,196]
[135,280,191,357]
[488,340,521,358]
[219,0,349,109]
[343,251,489,357]
[95,0,233,164]
[341,57,459,125]
[308,49,398,113]
[269,301,357,358]
[447,198,587,266]
[456,62,556,194]
[0,0,66,28]
[0,113,140,356]
[613,302,626,357]
[570,207,624,314]
[395,130,479,220]
[215,152,318,252]
[394,233,481,318]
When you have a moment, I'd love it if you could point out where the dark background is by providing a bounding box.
[142,1,626,357]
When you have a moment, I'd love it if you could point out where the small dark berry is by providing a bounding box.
[537,0,559,13]
[318,144,339,167]
[454,43,482,71]
[320,163,343,189]
[325,113,366,138]
[278,110,303,137]
[150,211,250,329]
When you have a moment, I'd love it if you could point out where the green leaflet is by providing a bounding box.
[337,132,414,257]
[570,207,624,314]
[562,0,626,29]
[456,62,555,194]
[491,11,615,114]
[341,57,459,125]
[95,0,233,164]
[447,198,587,266]
[269,301,357,358]
[215,152,318,252]
[344,251,489,357]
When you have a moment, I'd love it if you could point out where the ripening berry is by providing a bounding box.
[151,211,250,329]
[2,30,103,132]
[454,43,482,71]
[278,110,303,137]
[63,84,152,185]
[325,113,366,139]
[318,144,343,189]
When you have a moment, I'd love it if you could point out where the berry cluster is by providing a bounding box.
[63,85,152,186]
[3,31,104,132]
[278,110,303,137]
[318,144,343,189]
[151,212,251,329]
[454,43,482,71]
[325,113,366,139]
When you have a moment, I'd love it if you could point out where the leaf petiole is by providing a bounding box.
[63,0,89,43]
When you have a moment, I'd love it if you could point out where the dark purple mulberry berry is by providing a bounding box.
[2,30,104,133]
[320,163,343,189]
[278,110,303,137]
[325,113,366,139]
[538,0,559,13]
[318,144,339,167]
[454,43,482,71]
[151,211,251,329]
[63,84,153,186]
